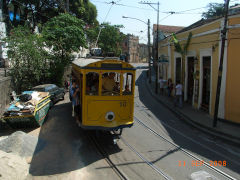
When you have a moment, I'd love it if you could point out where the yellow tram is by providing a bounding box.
[72,58,136,132]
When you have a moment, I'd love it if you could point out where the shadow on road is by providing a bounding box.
[29,100,121,176]
[136,70,240,176]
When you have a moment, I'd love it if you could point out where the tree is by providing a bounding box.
[69,0,98,25]
[42,13,86,85]
[2,0,98,34]
[5,26,51,93]
[202,3,225,19]
[87,23,125,56]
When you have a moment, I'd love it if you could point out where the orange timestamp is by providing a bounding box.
[178,160,227,167]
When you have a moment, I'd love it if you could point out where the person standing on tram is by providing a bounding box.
[70,80,81,126]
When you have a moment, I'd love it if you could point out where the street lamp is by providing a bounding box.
[122,16,147,25]
[122,16,152,84]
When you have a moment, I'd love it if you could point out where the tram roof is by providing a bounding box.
[72,57,135,69]
[72,58,103,67]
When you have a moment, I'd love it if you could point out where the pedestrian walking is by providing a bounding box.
[174,80,183,108]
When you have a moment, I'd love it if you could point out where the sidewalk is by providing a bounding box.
[145,71,240,145]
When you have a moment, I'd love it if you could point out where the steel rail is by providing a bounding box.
[134,70,240,166]
[87,132,129,180]
[120,136,173,180]
[134,98,240,166]
[134,115,237,180]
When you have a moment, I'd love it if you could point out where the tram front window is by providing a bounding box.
[86,72,99,95]
[102,72,120,96]
[123,73,133,95]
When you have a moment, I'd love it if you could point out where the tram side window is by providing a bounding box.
[86,72,99,95]
[102,72,120,96]
[123,73,133,95]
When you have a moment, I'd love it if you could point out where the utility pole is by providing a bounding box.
[213,0,230,127]
[147,19,151,84]
[139,1,159,93]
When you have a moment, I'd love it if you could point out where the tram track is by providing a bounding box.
[88,130,172,180]
[133,114,237,180]
[131,69,238,179]
[87,132,129,180]
[134,70,240,165]
[119,136,173,180]
[134,98,240,166]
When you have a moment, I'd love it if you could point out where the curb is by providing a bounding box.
[144,76,240,146]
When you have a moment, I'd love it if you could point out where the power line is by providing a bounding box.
[122,29,146,33]
[91,0,154,11]
[92,0,208,15]
[176,6,207,13]
[159,14,172,22]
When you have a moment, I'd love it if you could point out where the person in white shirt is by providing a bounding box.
[174,80,183,108]
[158,77,165,94]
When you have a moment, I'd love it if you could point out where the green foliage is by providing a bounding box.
[86,25,100,45]
[42,13,86,53]
[4,13,88,92]
[42,13,86,85]
[2,0,98,33]
[202,3,225,19]
[171,32,192,57]
[5,26,51,93]
[87,23,125,56]
[70,0,98,25]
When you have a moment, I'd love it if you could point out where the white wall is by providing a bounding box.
[0,22,7,59]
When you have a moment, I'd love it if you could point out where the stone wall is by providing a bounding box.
[0,77,12,115]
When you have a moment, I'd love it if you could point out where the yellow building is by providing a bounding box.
[158,14,240,124]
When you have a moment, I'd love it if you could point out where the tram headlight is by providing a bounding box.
[105,111,115,121]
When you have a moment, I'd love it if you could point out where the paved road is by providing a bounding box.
[119,67,240,179]
[26,64,240,179]
[27,95,121,180]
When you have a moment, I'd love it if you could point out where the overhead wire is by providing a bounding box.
[159,14,172,22]
[91,0,153,11]
[91,0,209,14]
[102,3,114,22]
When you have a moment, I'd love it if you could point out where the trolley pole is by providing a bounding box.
[147,19,152,84]
[213,0,230,127]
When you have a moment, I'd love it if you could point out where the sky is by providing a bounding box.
[90,0,239,43]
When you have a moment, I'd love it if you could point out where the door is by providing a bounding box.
[187,57,194,103]
[176,57,181,84]
[201,56,211,111]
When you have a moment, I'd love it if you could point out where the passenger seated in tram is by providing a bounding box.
[102,72,119,94]
[86,72,99,95]
[123,84,129,93]
[102,72,116,91]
